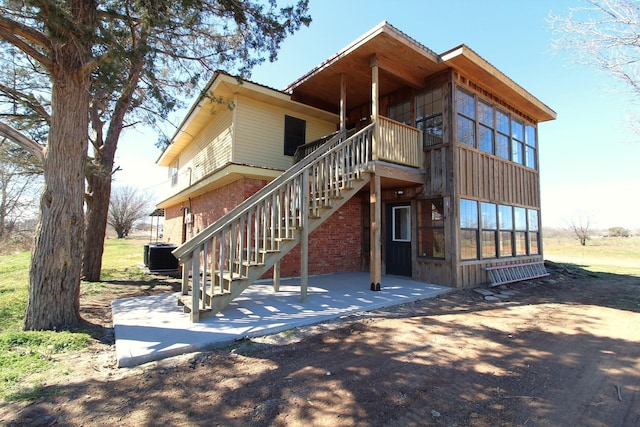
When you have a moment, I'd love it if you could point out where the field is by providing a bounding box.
[0,234,638,426]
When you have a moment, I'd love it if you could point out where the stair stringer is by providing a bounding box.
[183,173,372,319]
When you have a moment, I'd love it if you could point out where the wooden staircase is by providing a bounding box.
[172,124,375,321]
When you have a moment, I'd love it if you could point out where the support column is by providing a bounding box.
[370,54,379,161]
[300,169,309,301]
[340,73,347,132]
[370,173,381,291]
[272,260,280,292]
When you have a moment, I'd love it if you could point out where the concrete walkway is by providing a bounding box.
[112,272,450,367]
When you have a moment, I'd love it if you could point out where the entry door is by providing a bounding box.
[386,203,412,276]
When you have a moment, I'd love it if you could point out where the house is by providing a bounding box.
[155,22,556,321]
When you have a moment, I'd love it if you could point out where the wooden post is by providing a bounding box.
[273,260,280,292]
[340,73,347,132]
[370,173,381,291]
[370,55,379,161]
[300,169,309,301]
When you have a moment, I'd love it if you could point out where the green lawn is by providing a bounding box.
[543,235,640,276]
[0,237,149,401]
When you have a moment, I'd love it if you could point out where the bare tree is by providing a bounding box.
[0,0,310,330]
[550,1,640,105]
[568,214,592,246]
[108,186,153,239]
[0,139,42,242]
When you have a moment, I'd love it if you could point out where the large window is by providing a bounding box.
[455,86,538,169]
[460,199,479,259]
[418,199,445,259]
[460,199,541,260]
[284,115,306,156]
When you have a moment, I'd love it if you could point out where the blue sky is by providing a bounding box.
[115,0,640,230]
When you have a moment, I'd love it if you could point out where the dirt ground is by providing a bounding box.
[2,262,639,427]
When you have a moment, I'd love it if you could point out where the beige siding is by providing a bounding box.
[233,96,338,170]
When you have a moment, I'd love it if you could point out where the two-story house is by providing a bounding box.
[155,22,556,321]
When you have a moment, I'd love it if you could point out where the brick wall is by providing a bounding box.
[162,177,363,277]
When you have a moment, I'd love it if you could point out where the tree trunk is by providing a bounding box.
[24,78,90,330]
[24,0,95,330]
[83,172,111,281]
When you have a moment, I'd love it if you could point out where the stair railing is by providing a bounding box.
[173,124,374,317]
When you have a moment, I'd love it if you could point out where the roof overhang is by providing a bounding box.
[441,45,557,122]
[286,21,556,123]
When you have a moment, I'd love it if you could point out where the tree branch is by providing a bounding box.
[0,16,53,70]
[0,121,44,161]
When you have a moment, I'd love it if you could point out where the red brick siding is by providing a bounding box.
[162,178,363,277]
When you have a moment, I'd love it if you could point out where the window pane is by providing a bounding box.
[389,100,411,125]
[460,229,478,259]
[515,231,527,255]
[478,100,494,126]
[525,125,536,148]
[479,125,494,154]
[481,230,497,259]
[481,202,497,229]
[393,206,411,241]
[416,88,442,120]
[514,207,527,230]
[418,114,443,147]
[525,146,536,169]
[418,228,445,259]
[529,232,540,255]
[512,141,524,164]
[496,133,510,159]
[460,199,478,228]
[499,231,513,257]
[511,118,524,141]
[456,88,475,118]
[496,110,509,134]
[499,205,513,230]
[528,209,539,231]
[457,115,475,147]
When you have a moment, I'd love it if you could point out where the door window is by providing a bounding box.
[392,206,411,242]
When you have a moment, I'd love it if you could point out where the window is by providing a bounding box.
[478,100,494,154]
[284,115,306,156]
[481,202,497,258]
[461,200,540,260]
[392,206,411,242]
[416,88,443,147]
[525,125,537,169]
[170,160,179,186]
[455,86,538,168]
[498,205,514,257]
[514,207,527,255]
[388,99,412,125]
[528,209,540,254]
[418,199,445,259]
[460,199,479,259]
[511,118,524,165]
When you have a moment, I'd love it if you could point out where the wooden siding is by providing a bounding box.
[415,260,451,287]
[456,146,540,207]
[233,95,338,171]
[456,256,543,287]
[175,108,233,188]
[423,146,450,195]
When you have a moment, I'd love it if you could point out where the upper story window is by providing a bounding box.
[416,88,443,147]
[388,100,412,125]
[455,86,538,169]
[170,160,179,186]
[284,115,306,156]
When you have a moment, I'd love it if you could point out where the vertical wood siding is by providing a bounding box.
[456,146,540,207]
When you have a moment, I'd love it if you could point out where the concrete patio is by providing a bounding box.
[112,272,450,367]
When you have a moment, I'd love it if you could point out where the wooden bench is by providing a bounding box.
[485,261,549,287]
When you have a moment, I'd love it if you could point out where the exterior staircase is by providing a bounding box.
[173,124,375,321]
